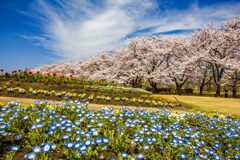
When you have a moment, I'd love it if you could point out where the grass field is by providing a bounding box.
[157,94,240,117]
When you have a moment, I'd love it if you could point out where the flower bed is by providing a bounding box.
[0,101,239,159]
[0,70,114,86]
[0,70,150,94]
[0,86,173,107]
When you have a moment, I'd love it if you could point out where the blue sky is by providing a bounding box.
[0,0,239,71]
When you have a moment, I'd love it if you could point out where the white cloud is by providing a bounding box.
[25,0,240,59]
[152,2,240,34]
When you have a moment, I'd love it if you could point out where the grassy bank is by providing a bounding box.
[157,94,240,117]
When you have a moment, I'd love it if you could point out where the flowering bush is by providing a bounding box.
[0,100,239,159]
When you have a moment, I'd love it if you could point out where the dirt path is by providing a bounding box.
[0,96,186,113]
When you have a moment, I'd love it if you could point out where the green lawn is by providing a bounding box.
[157,94,240,117]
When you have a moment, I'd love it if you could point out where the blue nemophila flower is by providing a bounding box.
[143,145,150,150]
[0,113,6,117]
[56,123,61,127]
[146,137,152,143]
[85,133,91,138]
[204,148,210,153]
[65,142,74,148]
[235,154,239,159]
[84,140,92,146]
[24,152,36,160]
[180,152,187,159]
[102,138,109,144]
[172,138,178,144]
[14,134,23,140]
[75,136,81,141]
[50,126,56,130]
[66,127,72,132]
[214,143,221,149]
[36,124,44,128]
[159,146,163,150]
[22,115,29,120]
[209,150,214,155]
[214,155,221,160]
[80,145,87,151]
[47,129,54,135]
[95,138,102,144]
[139,137,144,142]
[62,134,70,139]
[30,124,37,129]
[32,146,41,153]
[9,145,20,151]
[42,143,51,152]
[0,124,7,129]
[74,142,82,148]
[137,153,144,160]
[35,118,41,123]
[122,152,128,158]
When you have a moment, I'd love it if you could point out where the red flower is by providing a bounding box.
[37,71,40,74]
[29,71,33,75]
[53,73,56,77]
[47,73,50,76]
[18,70,21,72]
[5,72,9,75]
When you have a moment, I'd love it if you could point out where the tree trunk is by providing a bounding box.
[131,77,142,88]
[176,83,183,95]
[215,84,221,97]
[148,79,157,93]
[151,82,157,93]
[232,83,237,97]
[232,75,238,97]
[199,85,204,95]
[199,78,206,95]
[212,66,224,97]
[232,89,237,97]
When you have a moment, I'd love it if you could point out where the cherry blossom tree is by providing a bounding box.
[164,37,195,94]
[136,36,171,92]
[192,62,213,95]
[192,17,240,96]
[115,45,146,87]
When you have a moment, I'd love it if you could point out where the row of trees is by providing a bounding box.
[33,17,240,96]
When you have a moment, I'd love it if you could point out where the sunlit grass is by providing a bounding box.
[156,94,240,117]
